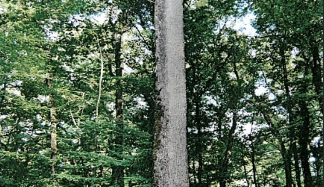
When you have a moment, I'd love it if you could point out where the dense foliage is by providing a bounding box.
[0,0,322,186]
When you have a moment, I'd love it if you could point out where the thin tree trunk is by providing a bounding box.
[249,116,258,187]
[47,76,57,187]
[96,41,104,118]
[243,162,249,187]
[191,59,204,186]
[280,43,295,187]
[195,93,203,185]
[310,42,323,114]
[241,143,250,187]
[219,112,238,187]
[251,138,258,187]
[310,143,321,186]
[189,58,203,186]
[219,60,241,187]
[197,124,203,185]
[298,67,313,187]
[262,111,292,187]
[314,143,322,186]
[298,99,313,186]
[293,145,302,187]
[153,0,189,186]
[111,34,125,187]
[219,167,227,187]
[280,141,293,187]
[192,159,198,186]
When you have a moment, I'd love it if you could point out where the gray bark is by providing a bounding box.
[153,0,189,186]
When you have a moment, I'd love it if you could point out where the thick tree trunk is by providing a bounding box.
[153,0,189,186]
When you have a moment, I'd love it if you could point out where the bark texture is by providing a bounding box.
[153,0,189,186]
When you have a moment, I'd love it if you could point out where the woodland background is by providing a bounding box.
[0,0,322,186]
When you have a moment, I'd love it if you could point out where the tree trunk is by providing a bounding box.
[250,138,258,187]
[310,42,323,114]
[298,100,313,187]
[195,92,203,185]
[220,112,238,187]
[111,34,125,187]
[47,76,57,187]
[249,115,257,187]
[310,142,321,186]
[219,61,241,187]
[197,124,203,185]
[292,145,302,187]
[282,68,297,187]
[262,112,292,187]
[96,40,104,118]
[243,156,250,186]
[153,0,189,186]
[280,141,293,187]
[192,159,198,186]
[219,171,226,187]
[240,142,250,187]
[298,66,313,187]
[280,43,295,187]
[191,58,204,186]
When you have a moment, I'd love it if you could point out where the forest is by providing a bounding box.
[0,0,323,186]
